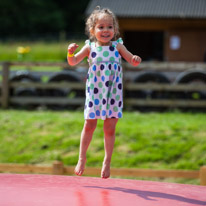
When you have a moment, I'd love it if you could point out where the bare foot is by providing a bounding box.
[74,158,86,176]
[101,162,111,179]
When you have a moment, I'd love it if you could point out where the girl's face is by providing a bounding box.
[91,14,115,46]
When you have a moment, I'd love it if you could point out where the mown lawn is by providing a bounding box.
[0,40,84,62]
[0,40,87,73]
[0,110,206,177]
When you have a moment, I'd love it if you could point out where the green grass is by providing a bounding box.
[0,40,86,72]
[0,40,85,62]
[0,110,206,169]
[0,40,87,73]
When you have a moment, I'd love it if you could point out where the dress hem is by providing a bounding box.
[84,116,122,120]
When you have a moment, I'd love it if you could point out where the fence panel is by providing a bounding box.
[0,161,205,185]
[0,61,206,109]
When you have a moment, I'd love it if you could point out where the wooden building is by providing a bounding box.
[86,0,206,62]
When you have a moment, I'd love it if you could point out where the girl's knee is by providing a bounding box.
[84,119,97,133]
[104,118,118,136]
[104,127,116,137]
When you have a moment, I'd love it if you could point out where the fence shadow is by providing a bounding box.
[85,185,206,205]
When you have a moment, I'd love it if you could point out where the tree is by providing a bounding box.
[0,0,90,39]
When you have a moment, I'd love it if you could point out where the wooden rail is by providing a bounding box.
[0,61,206,109]
[0,161,205,185]
[3,61,206,71]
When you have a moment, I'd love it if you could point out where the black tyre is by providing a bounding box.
[13,88,38,109]
[175,71,206,100]
[10,71,41,96]
[128,72,170,111]
[134,72,170,99]
[45,71,84,110]
[10,71,41,109]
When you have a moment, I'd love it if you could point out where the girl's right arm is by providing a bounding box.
[67,43,90,66]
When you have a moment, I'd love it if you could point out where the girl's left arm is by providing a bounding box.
[117,44,141,66]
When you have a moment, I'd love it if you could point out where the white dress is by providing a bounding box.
[84,38,123,120]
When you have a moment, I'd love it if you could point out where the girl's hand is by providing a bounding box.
[68,43,79,54]
[131,55,142,66]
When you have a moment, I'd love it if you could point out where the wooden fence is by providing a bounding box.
[0,61,206,109]
[0,161,206,185]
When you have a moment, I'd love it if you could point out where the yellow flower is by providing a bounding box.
[17,46,31,54]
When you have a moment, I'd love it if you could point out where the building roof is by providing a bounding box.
[86,0,206,19]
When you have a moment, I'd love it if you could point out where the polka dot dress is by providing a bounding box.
[84,38,123,120]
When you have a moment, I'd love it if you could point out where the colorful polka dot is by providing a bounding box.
[113,106,118,112]
[94,99,99,105]
[103,51,109,57]
[116,95,120,101]
[105,81,109,87]
[109,110,112,116]
[89,112,95,118]
[111,99,115,105]
[105,70,110,76]
[97,47,102,52]
[94,88,99,94]
[110,57,115,62]
[89,101,93,107]
[115,51,119,57]
[109,46,115,51]
[92,65,96,71]
[102,110,106,116]
[98,82,103,88]
[90,73,93,78]
[99,93,103,99]
[113,88,117,94]
[91,52,97,58]
[97,57,103,62]
[100,64,105,70]
[90,84,94,89]
[96,110,100,116]
[97,71,101,76]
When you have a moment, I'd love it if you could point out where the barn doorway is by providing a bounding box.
[124,31,164,61]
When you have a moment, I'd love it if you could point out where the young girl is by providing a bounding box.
[67,7,141,179]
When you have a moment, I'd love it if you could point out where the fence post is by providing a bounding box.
[200,166,206,186]
[2,62,10,109]
[52,161,64,175]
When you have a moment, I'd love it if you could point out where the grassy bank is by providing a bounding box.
[1,110,205,168]
[0,110,206,184]
[0,40,87,73]
[0,40,85,62]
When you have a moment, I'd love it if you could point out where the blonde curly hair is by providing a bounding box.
[85,6,120,42]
